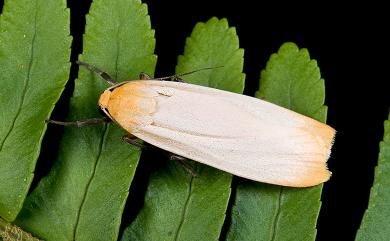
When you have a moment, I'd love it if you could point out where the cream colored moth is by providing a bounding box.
[51,61,335,187]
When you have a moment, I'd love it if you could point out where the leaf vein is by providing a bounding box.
[0,1,38,153]
[114,20,121,80]
[287,77,293,109]
[73,124,109,240]
[270,187,283,241]
[174,175,194,241]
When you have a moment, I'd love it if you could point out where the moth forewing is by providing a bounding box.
[98,80,335,187]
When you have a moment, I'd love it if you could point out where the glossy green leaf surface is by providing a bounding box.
[0,0,71,221]
[14,0,156,240]
[356,112,390,240]
[122,17,245,241]
[227,42,328,241]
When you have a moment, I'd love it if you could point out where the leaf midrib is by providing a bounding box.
[113,18,121,80]
[73,124,108,240]
[0,1,38,153]
[270,187,283,241]
[174,175,194,241]
[72,15,123,239]
[269,74,293,241]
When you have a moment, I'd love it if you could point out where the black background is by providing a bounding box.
[2,1,389,240]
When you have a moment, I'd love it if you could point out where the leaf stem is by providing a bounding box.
[0,218,43,241]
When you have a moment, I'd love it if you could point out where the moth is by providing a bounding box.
[50,61,335,187]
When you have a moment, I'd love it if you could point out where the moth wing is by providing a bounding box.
[129,81,334,187]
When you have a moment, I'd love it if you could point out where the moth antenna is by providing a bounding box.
[156,66,224,81]
[76,60,118,85]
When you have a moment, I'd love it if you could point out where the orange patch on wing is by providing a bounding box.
[295,163,331,187]
[291,118,334,187]
[313,122,336,151]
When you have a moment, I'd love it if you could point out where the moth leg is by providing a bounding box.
[139,72,152,80]
[122,135,154,150]
[169,154,198,177]
[76,60,118,85]
[46,117,111,127]
[122,134,197,176]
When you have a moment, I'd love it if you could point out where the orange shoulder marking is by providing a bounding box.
[98,90,111,109]
[103,81,157,133]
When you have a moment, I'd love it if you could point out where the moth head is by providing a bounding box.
[98,89,111,110]
[98,89,114,120]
